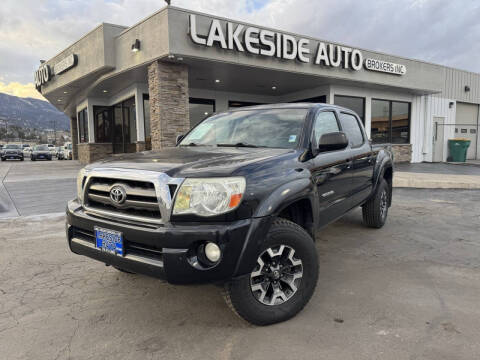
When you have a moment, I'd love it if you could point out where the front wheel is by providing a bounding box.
[224,219,318,325]
[362,178,390,228]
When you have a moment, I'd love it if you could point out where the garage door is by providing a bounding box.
[455,102,479,160]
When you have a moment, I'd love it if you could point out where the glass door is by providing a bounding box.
[112,97,137,154]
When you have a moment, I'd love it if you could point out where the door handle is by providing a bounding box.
[346,159,353,169]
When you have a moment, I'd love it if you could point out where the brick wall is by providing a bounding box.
[148,61,190,150]
[392,144,412,163]
[77,143,113,164]
[70,117,79,160]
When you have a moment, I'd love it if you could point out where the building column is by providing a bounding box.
[70,116,78,160]
[148,61,189,149]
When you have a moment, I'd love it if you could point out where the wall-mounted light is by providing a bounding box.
[102,90,108,93]
[465,85,470,92]
[131,39,141,53]
[215,79,221,83]
[449,101,455,109]
[272,86,277,90]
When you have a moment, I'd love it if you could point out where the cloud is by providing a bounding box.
[0,81,46,100]
[1,0,479,99]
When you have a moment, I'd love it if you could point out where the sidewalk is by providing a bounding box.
[394,162,480,189]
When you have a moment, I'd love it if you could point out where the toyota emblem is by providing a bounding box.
[109,185,127,205]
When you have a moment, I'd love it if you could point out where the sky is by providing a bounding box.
[0,0,479,101]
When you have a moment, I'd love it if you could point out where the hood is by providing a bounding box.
[86,146,296,177]
[34,150,50,154]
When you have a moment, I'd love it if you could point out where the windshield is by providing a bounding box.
[67,144,72,150]
[5,144,20,149]
[179,108,308,149]
[34,145,49,151]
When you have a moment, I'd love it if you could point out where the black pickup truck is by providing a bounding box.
[66,103,393,325]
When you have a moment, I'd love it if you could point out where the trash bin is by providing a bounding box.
[448,138,471,162]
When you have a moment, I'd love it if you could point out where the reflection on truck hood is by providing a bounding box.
[85,147,296,177]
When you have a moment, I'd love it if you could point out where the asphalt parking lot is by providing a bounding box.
[0,158,81,217]
[1,182,479,359]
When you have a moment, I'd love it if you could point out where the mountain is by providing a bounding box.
[0,93,70,131]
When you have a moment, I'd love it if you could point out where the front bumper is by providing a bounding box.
[66,200,270,284]
[2,153,23,159]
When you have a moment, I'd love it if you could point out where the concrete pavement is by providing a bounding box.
[0,188,479,359]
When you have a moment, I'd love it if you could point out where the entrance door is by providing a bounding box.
[456,102,479,160]
[113,98,137,154]
[432,117,445,162]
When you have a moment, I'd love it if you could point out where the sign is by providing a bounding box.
[364,58,406,75]
[34,65,51,89]
[34,54,78,91]
[189,14,405,75]
[53,54,77,75]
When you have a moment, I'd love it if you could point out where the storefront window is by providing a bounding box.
[190,98,215,128]
[371,99,410,144]
[334,95,365,124]
[77,108,88,143]
[93,106,112,143]
[228,100,263,109]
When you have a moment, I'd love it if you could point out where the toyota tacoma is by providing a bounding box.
[66,103,393,325]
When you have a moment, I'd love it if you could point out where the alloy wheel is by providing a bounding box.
[250,245,303,306]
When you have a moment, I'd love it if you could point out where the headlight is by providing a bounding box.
[173,177,246,217]
[76,168,88,202]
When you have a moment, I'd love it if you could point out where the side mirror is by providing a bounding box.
[318,132,349,152]
[176,134,184,145]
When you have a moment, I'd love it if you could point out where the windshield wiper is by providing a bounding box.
[217,142,259,148]
[180,142,199,146]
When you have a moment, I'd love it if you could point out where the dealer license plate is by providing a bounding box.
[94,226,124,256]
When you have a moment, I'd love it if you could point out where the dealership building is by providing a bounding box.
[35,6,480,164]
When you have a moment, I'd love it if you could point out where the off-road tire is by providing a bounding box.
[362,178,390,228]
[224,218,318,326]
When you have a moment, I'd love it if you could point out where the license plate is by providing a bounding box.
[94,227,124,256]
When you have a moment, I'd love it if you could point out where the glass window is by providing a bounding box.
[190,98,215,128]
[371,99,410,144]
[371,100,390,144]
[313,111,339,145]
[391,102,410,144]
[180,108,308,149]
[339,113,364,147]
[77,108,88,143]
[94,106,112,143]
[334,95,365,124]
[228,100,263,109]
[291,95,327,103]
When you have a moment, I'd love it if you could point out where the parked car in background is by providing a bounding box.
[56,146,64,159]
[0,144,4,150]
[63,143,73,160]
[1,144,24,161]
[31,144,52,161]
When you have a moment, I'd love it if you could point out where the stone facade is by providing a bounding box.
[77,143,113,164]
[148,61,190,150]
[70,117,79,160]
[392,144,412,163]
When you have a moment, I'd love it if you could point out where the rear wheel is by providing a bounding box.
[225,219,318,325]
[362,178,390,228]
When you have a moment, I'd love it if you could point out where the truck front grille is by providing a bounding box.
[85,177,162,224]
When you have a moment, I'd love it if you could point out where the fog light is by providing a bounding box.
[204,242,221,263]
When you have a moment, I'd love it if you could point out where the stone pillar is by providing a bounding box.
[148,61,189,150]
[70,117,78,160]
